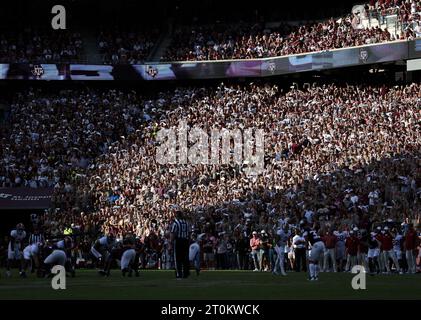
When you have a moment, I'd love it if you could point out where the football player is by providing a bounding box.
[189,233,202,276]
[304,229,325,281]
[22,242,43,278]
[91,233,116,266]
[98,238,123,276]
[56,236,76,277]
[99,236,139,277]
[273,225,290,276]
[43,240,68,277]
[392,228,404,273]
[133,237,143,273]
[6,223,26,278]
[368,231,381,275]
[333,226,348,272]
[27,226,45,275]
[121,237,137,277]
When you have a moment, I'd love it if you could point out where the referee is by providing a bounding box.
[170,210,190,279]
[28,227,44,245]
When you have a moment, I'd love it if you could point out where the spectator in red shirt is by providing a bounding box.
[404,223,418,274]
[345,230,359,271]
[379,227,401,273]
[322,230,337,272]
[358,230,369,272]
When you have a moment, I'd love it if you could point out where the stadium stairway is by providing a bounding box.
[147,19,174,62]
[360,14,401,38]
[83,30,103,65]
[352,5,401,39]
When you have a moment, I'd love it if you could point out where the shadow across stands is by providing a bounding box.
[0,78,419,272]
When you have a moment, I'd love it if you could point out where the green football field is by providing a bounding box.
[0,269,420,300]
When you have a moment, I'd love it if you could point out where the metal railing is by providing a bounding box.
[366,10,402,35]
[0,54,89,65]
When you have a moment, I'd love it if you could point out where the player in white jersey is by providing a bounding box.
[333,227,348,272]
[43,249,67,273]
[43,237,73,277]
[392,229,404,272]
[98,237,138,277]
[273,225,290,276]
[120,238,137,277]
[23,243,40,260]
[91,234,116,263]
[56,237,76,277]
[304,229,325,281]
[22,242,42,278]
[6,223,27,278]
[189,233,202,276]
[121,248,136,275]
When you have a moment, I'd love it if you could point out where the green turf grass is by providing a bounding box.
[0,269,420,299]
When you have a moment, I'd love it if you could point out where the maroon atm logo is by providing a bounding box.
[146,65,158,78]
[359,49,369,63]
[31,65,45,78]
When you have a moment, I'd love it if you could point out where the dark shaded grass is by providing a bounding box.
[0,269,420,300]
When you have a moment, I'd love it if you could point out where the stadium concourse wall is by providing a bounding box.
[0,39,420,81]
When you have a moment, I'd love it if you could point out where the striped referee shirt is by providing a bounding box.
[29,233,44,245]
[171,219,190,239]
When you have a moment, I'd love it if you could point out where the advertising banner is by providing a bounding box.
[0,40,413,81]
[0,188,54,209]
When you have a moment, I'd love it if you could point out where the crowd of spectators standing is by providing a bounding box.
[162,0,420,61]
[0,0,419,64]
[0,28,84,63]
[365,0,421,38]
[0,27,158,65]
[162,17,393,61]
[0,81,420,271]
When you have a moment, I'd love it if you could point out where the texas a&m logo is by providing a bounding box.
[146,65,158,78]
[359,49,369,63]
[31,65,45,78]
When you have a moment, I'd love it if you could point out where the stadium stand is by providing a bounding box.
[0,0,419,277]
[1,82,420,270]
[161,0,420,61]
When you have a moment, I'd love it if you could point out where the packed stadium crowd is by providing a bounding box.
[0,81,420,275]
[162,17,393,61]
[367,0,421,36]
[0,28,84,63]
[0,0,419,64]
[162,0,421,61]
